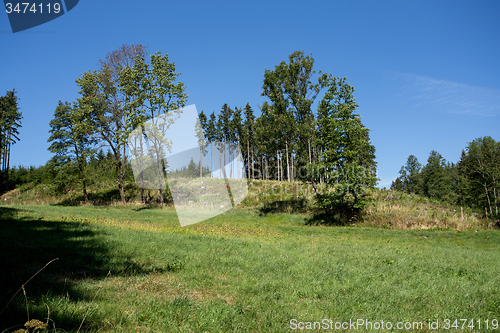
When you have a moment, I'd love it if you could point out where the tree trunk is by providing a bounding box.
[139,137,145,203]
[308,139,312,164]
[265,155,268,180]
[157,153,164,204]
[224,137,227,179]
[247,134,250,179]
[493,185,498,216]
[491,173,498,216]
[277,152,279,181]
[482,177,492,216]
[5,140,10,192]
[200,142,203,178]
[74,143,88,204]
[478,157,493,216]
[117,160,126,204]
[80,165,89,204]
[252,148,254,179]
[279,151,282,182]
[261,154,264,180]
[286,141,290,182]
[140,170,145,204]
[1,133,6,191]
[276,150,279,181]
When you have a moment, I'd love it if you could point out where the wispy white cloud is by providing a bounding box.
[388,72,500,117]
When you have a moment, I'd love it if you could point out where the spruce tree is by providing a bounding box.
[0,89,22,192]
[398,155,422,194]
[307,75,377,223]
[421,151,449,200]
[242,103,255,179]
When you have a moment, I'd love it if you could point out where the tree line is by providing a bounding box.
[391,136,500,219]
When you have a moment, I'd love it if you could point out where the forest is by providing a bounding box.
[391,138,500,219]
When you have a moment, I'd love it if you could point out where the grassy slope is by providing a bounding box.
[0,204,499,332]
[1,179,495,231]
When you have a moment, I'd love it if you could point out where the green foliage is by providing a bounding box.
[7,164,57,192]
[390,176,403,192]
[307,76,377,223]
[42,45,189,205]
[47,100,95,202]
[395,155,422,194]
[458,136,500,217]
[125,51,188,203]
[421,150,449,200]
[260,51,324,182]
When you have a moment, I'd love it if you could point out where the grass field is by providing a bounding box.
[1,203,499,332]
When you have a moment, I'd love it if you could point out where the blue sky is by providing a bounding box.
[1,0,499,188]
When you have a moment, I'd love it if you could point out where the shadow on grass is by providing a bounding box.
[57,188,122,207]
[305,207,364,227]
[305,212,350,226]
[0,206,171,332]
[56,187,174,207]
[259,198,310,214]
[132,204,167,212]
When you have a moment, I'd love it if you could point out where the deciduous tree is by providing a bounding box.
[307,75,377,223]
[48,101,94,202]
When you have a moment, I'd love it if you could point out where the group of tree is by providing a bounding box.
[0,89,22,193]
[47,44,187,204]
[198,52,376,185]
[6,149,120,195]
[41,47,377,221]
[391,136,500,218]
[197,51,377,222]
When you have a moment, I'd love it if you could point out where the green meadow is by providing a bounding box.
[0,198,499,332]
